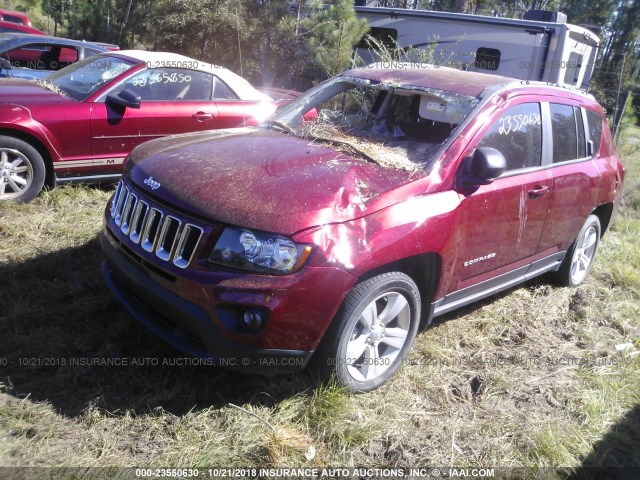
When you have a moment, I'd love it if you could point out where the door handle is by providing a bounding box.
[528,185,549,199]
[192,112,214,122]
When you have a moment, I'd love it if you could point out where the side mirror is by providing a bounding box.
[106,88,141,109]
[462,147,507,185]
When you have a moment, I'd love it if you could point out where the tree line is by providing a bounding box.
[5,0,640,121]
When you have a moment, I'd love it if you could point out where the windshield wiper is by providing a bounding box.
[261,119,296,136]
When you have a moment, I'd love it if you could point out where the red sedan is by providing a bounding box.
[0,50,282,202]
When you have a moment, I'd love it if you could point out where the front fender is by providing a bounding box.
[0,104,62,161]
[294,190,461,285]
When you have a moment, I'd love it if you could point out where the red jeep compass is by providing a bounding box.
[100,64,624,392]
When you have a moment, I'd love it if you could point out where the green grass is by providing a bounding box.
[0,127,639,477]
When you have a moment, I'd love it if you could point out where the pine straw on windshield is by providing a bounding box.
[300,120,424,174]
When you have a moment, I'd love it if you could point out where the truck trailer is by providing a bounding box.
[355,7,600,90]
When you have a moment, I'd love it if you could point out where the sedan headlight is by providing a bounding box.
[209,227,313,274]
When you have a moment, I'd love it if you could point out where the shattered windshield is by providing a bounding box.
[269,77,479,172]
[47,55,136,101]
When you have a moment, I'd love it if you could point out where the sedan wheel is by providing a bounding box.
[0,137,46,203]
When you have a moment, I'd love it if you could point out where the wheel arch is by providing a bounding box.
[0,128,55,188]
[592,203,613,237]
[356,252,442,327]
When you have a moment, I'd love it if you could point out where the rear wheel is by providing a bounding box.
[0,136,46,203]
[313,272,421,393]
[555,214,601,287]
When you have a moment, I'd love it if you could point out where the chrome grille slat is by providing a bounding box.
[120,192,137,235]
[109,180,204,268]
[141,208,163,252]
[114,186,129,226]
[129,200,149,244]
[156,216,181,261]
[110,181,123,218]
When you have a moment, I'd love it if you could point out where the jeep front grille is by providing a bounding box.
[110,180,203,269]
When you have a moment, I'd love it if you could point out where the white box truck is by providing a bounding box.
[355,7,600,90]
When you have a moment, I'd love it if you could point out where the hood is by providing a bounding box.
[0,79,71,105]
[125,128,426,235]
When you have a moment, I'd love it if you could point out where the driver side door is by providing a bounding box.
[444,101,552,302]
[90,68,224,173]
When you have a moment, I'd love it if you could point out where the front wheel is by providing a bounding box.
[0,136,46,203]
[313,272,421,393]
[555,214,601,287]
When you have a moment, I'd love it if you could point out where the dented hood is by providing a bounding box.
[125,128,426,234]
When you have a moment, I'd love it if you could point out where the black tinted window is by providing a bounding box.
[550,103,578,163]
[476,47,501,71]
[3,14,23,24]
[478,103,542,171]
[586,110,602,156]
[563,52,583,86]
[358,27,398,50]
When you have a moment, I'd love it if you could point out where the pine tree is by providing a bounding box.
[304,0,369,76]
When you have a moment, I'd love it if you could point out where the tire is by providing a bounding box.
[555,214,601,287]
[312,272,421,393]
[0,136,46,203]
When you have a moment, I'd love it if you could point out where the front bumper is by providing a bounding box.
[101,231,315,374]
[100,217,358,374]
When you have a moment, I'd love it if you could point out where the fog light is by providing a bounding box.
[240,309,264,332]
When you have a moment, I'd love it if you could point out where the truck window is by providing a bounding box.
[477,102,542,171]
[475,47,500,71]
[563,52,583,86]
[358,27,398,51]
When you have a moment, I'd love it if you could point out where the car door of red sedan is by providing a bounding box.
[90,68,251,173]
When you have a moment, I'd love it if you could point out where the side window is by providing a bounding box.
[117,68,213,101]
[56,47,78,68]
[575,107,586,158]
[4,14,23,24]
[585,110,602,156]
[8,45,77,70]
[84,47,103,58]
[475,47,501,71]
[550,103,579,163]
[477,102,542,171]
[6,45,46,68]
[212,77,238,100]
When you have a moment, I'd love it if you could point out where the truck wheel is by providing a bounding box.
[0,136,46,203]
[313,272,421,393]
[555,214,601,287]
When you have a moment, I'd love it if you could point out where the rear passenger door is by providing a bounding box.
[536,104,602,254]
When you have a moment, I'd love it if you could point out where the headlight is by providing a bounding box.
[209,227,313,274]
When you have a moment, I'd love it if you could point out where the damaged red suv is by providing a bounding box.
[100,64,624,392]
